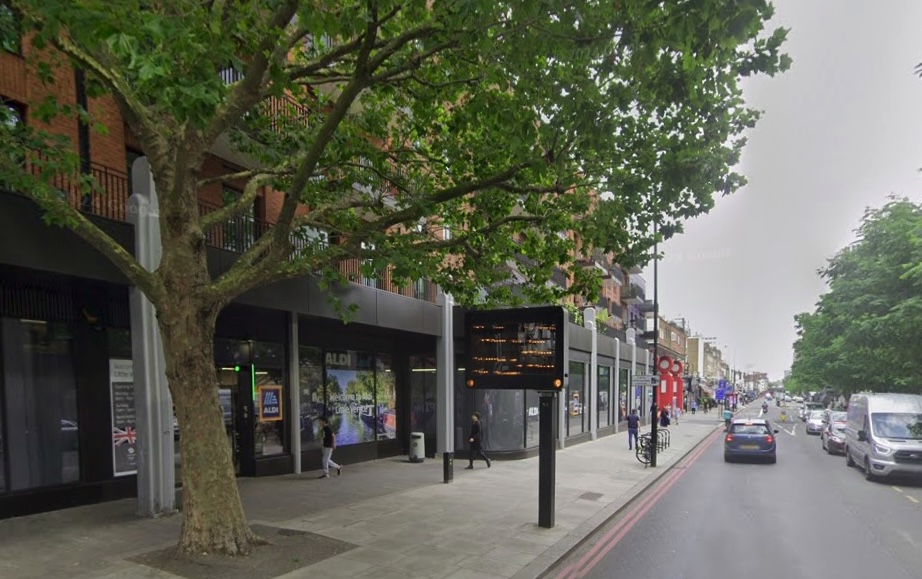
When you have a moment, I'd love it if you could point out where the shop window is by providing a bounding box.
[598,366,611,428]
[567,361,586,436]
[298,346,324,449]
[619,367,629,422]
[324,350,377,445]
[0,318,80,490]
[474,390,525,451]
[253,368,285,457]
[375,354,396,440]
[409,355,436,452]
[525,390,540,449]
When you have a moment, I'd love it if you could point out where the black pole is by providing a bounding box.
[650,221,659,467]
[538,391,556,528]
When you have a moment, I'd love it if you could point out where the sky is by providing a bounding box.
[643,0,922,381]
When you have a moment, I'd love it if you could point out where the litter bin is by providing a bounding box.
[409,432,425,463]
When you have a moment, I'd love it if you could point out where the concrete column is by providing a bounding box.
[128,157,175,517]
[584,308,598,440]
[288,312,301,474]
[436,291,454,456]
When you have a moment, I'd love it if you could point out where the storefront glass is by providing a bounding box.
[298,346,324,450]
[598,366,611,427]
[0,318,80,490]
[619,367,629,422]
[253,367,285,457]
[375,354,397,439]
[476,389,525,451]
[324,350,377,445]
[567,361,585,436]
[409,356,436,449]
[525,389,540,448]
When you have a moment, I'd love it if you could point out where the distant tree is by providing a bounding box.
[0,0,789,556]
[790,198,922,396]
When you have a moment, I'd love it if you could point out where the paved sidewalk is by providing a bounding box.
[0,413,732,579]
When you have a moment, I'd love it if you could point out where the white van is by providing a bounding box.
[844,393,922,481]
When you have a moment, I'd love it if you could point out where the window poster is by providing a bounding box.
[324,350,376,444]
[375,355,396,440]
[109,359,137,477]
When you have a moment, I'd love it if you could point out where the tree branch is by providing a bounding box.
[199,174,268,232]
[211,6,386,300]
[201,0,302,146]
[2,157,164,304]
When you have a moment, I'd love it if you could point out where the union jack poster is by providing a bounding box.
[110,359,138,476]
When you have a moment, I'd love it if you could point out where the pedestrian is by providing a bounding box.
[626,409,640,450]
[318,416,342,479]
[465,412,491,469]
[659,408,671,428]
[691,400,698,415]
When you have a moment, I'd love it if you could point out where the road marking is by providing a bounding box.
[556,429,722,579]
[893,486,904,493]
[908,496,919,504]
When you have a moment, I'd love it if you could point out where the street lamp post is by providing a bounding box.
[650,221,659,468]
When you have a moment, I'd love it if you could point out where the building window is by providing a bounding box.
[0,2,20,55]
[2,98,25,169]
[0,318,80,491]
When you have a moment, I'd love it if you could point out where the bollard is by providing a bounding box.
[443,452,453,483]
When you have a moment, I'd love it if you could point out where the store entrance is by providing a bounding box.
[218,366,256,476]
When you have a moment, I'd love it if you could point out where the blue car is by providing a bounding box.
[724,418,778,464]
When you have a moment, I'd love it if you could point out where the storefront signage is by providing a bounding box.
[109,359,138,477]
[465,306,566,390]
[258,385,284,421]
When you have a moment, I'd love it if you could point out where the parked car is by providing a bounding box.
[724,418,778,464]
[822,420,847,455]
[805,410,826,435]
[844,393,922,481]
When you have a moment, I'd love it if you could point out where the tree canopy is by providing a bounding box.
[790,197,922,396]
[1,0,790,310]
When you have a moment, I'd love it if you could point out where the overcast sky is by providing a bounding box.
[644,0,922,381]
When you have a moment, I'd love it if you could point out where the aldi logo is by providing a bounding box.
[258,385,284,421]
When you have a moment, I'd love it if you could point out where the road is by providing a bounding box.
[548,404,922,579]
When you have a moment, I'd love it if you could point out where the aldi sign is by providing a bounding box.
[258,385,284,421]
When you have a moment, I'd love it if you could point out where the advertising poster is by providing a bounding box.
[109,359,138,477]
[325,350,376,445]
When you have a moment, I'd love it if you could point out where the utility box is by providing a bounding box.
[409,432,425,463]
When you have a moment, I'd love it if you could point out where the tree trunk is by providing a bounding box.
[158,301,261,556]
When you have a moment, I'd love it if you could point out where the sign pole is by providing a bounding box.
[650,221,659,468]
[538,390,557,528]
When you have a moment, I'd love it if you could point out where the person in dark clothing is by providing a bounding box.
[659,408,671,428]
[318,416,342,479]
[626,409,640,450]
[465,412,491,469]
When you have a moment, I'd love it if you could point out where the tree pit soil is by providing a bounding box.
[129,524,356,579]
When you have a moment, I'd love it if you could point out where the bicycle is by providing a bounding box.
[635,434,652,466]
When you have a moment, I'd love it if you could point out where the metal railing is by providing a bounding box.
[10,153,131,222]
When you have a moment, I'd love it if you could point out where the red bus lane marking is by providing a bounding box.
[556,429,722,579]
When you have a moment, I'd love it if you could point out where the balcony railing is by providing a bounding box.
[622,282,645,304]
[610,266,624,285]
[197,201,437,302]
[221,68,310,133]
[609,302,623,321]
[4,154,131,222]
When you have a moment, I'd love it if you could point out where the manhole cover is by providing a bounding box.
[579,492,603,501]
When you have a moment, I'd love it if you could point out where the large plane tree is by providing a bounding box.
[0,0,788,556]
